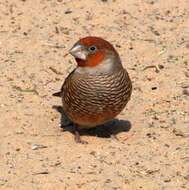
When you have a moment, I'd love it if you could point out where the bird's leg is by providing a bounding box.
[74,124,88,144]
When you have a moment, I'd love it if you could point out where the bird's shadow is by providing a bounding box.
[52,105,132,138]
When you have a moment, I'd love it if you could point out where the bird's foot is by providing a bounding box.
[74,135,88,144]
[74,125,88,144]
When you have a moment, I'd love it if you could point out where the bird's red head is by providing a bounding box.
[69,36,119,68]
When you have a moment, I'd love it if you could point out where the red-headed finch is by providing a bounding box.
[53,36,132,143]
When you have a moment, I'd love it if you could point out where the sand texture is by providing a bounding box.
[0,0,189,189]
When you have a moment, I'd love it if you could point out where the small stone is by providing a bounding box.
[183,89,189,96]
[151,87,157,90]
[31,144,47,150]
[172,128,185,137]
[64,10,72,14]
[158,64,164,69]
[164,178,171,183]
[105,179,112,183]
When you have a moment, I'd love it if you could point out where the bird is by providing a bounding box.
[53,36,132,143]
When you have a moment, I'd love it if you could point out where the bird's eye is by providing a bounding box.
[88,45,97,52]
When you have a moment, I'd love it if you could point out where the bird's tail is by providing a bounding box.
[52,91,62,97]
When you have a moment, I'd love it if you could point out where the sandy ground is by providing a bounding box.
[0,0,189,189]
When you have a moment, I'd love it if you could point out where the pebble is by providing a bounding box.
[31,144,48,150]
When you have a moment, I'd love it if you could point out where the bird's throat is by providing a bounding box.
[76,52,105,67]
[75,55,122,75]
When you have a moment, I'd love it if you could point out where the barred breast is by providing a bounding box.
[62,69,132,128]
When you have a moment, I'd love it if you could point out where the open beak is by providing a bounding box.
[69,44,87,60]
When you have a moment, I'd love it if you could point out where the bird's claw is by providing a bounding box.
[74,136,88,144]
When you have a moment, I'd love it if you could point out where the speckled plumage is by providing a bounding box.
[62,68,132,128]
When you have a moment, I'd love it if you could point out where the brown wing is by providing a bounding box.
[52,70,76,97]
